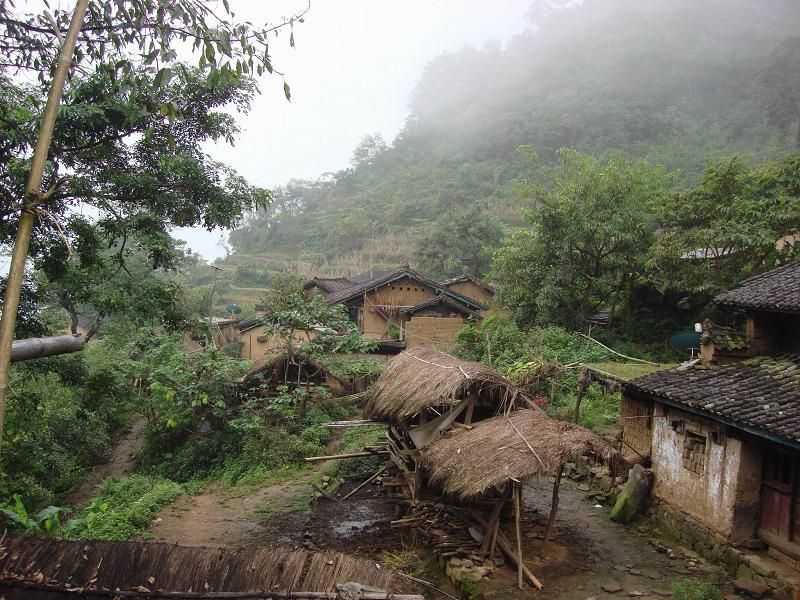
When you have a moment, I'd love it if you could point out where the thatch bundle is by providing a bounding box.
[364,347,521,421]
[0,537,420,598]
[420,408,616,498]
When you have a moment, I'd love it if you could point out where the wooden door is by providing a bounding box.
[761,449,797,540]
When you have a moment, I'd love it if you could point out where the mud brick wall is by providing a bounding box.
[404,316,465,349]
[445,281,492,313]
[650,403,762,543]
[363,278,439,339]
[620,394,653,462]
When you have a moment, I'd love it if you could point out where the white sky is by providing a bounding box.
[172,0,532,261]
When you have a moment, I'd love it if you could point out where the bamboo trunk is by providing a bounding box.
[514,483,523,589]
[0,0,90,448]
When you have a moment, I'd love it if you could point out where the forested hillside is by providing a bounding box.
[226,0,799,281]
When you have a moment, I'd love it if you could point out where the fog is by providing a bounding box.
[173,0,532,260]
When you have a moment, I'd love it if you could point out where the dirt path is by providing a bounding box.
[69,419,146,506]
[148,432,343,547]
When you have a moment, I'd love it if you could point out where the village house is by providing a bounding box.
[304,265,490,352]
[619,261,800,581]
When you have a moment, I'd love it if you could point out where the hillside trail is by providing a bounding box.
[147,431,343,547]
[69,419,146,507]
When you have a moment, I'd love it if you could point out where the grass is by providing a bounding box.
[582,361,676,382]
[329,425,386,479]
[671,577,723,600]
[68,474,184,541]
[380,546,428,577]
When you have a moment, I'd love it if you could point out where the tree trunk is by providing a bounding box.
[543,465,563,551]
[11,335,85,363]
[0,0,89,449]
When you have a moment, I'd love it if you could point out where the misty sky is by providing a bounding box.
[173,0,532,261]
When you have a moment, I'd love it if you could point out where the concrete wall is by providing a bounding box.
[404,316,465,350]
[650,403,762,543]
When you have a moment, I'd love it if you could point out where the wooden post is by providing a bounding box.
[543,465,564,552]
[574,371,590,423]
[481,484,510,558]
[514,482,523,589]
[464,393,476,427]
[0,0,90,448]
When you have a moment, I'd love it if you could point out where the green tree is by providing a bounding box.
[648,154,800,296]
[0,0,304,447]
[492,149,673,328]
[414,206,504,279]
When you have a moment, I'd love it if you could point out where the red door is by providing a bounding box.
[761,449,797,540]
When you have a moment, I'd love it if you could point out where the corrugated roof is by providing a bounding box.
[715,261,800,313]
[625,354,800,444]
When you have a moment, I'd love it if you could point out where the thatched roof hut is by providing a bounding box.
[364,347,522,422]
[420,408,616,498]
[0,537,422,599]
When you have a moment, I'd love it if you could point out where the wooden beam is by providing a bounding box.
[480,486,509,558]
[464,393,476,427]
[304,451,386,463]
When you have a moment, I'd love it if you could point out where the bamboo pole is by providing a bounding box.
[480,484,509,558]
[0,0,90,448]
[342,465,385,500]
[304,451,385,462]
[514,482,523,589]
[543,465,563,552]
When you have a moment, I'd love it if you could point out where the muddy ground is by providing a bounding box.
[243,475,729,599]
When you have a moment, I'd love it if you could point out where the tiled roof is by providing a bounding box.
[398,296,482,318]
[715,261,800,312]
[304,268,401,297]
[323,266,487,311]
[625,354,800,443]
[440,273,495,293]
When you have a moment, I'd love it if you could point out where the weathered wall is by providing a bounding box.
[650,403,762,542]
[619,394,653,462]
[362,277,439,339]
[445,281,492,312]
[404,316,465,350]
[240,329,313,361]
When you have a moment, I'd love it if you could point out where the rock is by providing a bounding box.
[461,559,474,569]
[638,568,660,580]
[652,590,672,597]
[630,569,642,576]
[732,578,769,598]
[724,595,746,600]
[602,582,623,593]
[614,565,629,572]
[610,464,654,523]
[629,592,644,597]
[772,589,793,600]
[577,484,591,492]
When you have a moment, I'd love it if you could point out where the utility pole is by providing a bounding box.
[208,265,224,320]
[0,0,90,446]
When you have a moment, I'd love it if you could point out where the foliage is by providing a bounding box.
[330,425,386,479]
[648,154,800,296]
[0,1,303,86]
[118,329,249,457]
[0,64,270,333]
[492,149,672,327]
[671,578,723,600]
[0,495,68,536]
[67,475,184,541]
[413,206,505,279]
[1,333,135,510]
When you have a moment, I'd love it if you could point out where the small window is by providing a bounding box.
[682,430,706,474]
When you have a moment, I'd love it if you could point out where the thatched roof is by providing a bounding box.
[420,408,616,498]
[0,537,421,599]
[364,347,522,422]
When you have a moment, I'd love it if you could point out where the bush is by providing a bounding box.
[68,475,184,541]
